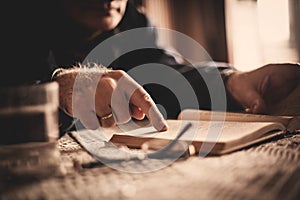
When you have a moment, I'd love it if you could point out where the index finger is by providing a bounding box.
[113,71,168,131]
[130,87,168,131]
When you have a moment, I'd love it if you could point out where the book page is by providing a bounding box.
[71,119,286,156]
[286,117,300,131]
[178,109,293,127]
[111,120,285,148]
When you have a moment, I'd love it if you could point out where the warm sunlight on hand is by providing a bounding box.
[226,63,300,116]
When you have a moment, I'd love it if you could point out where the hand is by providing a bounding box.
[226,63,300,115]
[54,68,168,131]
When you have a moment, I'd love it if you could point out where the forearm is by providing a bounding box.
[51,67,78,117]
[51,65,109,116]
[51,66,109,134]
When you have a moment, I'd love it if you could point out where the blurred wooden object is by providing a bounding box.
[0,82,59,144]
[0,82,65,191]
[0,142,65,191]
[289,0,300,61]
[143,0,228,62]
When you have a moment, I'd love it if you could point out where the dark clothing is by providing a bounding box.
[2,2,242,134]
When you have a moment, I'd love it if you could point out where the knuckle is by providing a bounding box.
[137,91,152,102]
[109,70,127,80]
[115,70,126,77]
[134,91,154,107]
[99,76,117,92]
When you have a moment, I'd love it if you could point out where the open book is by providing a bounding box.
[70,109,300,156]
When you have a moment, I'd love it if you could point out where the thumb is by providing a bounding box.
[245,91,267,114]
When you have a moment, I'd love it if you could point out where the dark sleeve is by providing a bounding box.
[110,45,242,119]
[156,52,242,115]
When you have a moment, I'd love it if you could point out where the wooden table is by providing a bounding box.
[1,131,300,200]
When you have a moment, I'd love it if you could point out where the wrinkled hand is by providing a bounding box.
[226,63,300,115]
[54,68,168,131]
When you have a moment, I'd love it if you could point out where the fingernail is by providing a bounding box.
[160,123,168,132]
[154,120,168,132]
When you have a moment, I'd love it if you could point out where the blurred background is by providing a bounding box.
[131,0,300,71]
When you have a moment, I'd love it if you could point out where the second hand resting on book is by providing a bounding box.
[226,63,300,115]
